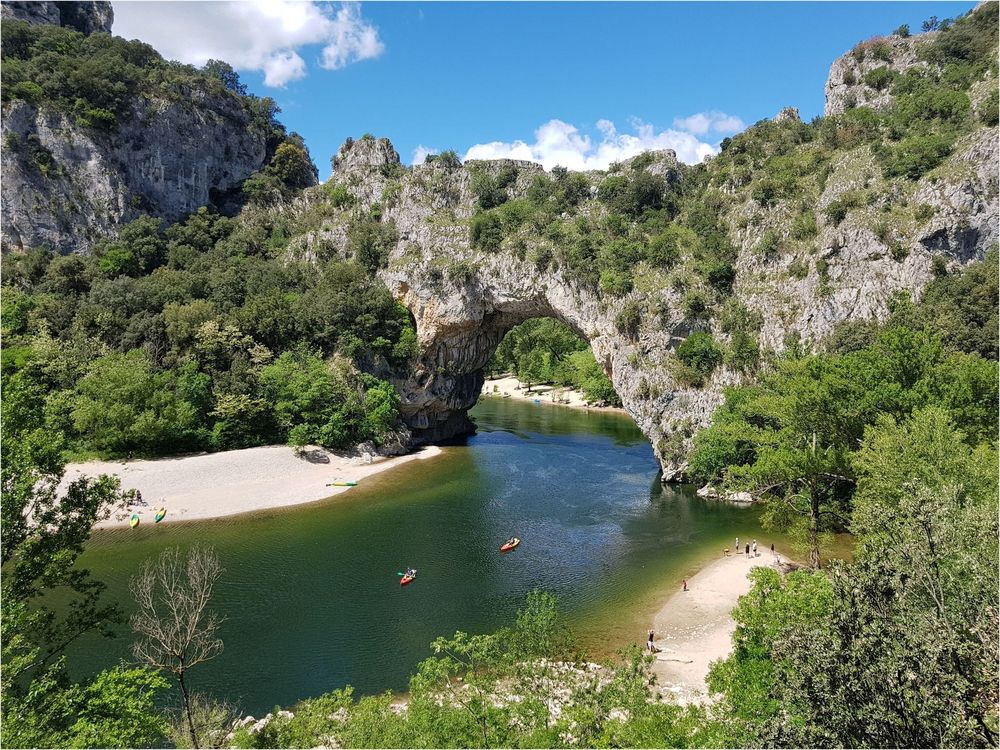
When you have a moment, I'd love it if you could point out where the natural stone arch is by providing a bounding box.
[317,134,994,482]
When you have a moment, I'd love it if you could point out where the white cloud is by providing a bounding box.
[411,145,436,165]
[673,111,745,136]
[263,51,306,87]
[320,3,385,70]
[113,1,384,87]
[462,118,726,171]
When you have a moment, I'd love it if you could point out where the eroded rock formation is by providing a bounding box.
[297,121,996,478]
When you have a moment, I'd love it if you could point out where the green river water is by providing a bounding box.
[70,397,789,715]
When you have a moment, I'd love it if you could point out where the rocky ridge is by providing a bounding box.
[277,101,996,479]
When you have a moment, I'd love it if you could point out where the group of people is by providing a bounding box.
[724,536,778,563]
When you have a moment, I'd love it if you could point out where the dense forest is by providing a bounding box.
[2,3,998,749]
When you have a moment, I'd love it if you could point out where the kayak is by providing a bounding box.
[154,508,167,523]
[129,514,140,528]
[400,570,417,586]
[500,537,521,553]
[330,481,357,487]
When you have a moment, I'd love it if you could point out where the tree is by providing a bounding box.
[202,59,246,95]
[1,366,167,747]
[130,546,225,749]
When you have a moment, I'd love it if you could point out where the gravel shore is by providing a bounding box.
[62,444,443,529]
[650,546,783,703]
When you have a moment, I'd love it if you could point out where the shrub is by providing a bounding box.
[755,231,781,257]
[615,300,643,339]
[864,66,896,91]
[824,192,864,225]
[792,211,818,239]
[683,290,709,317]
[676,331,722,377]
[978,89,999,126]
[598,268,632,296]
[879,134,953,179]
[469,212,504,251]
[788,258,810,279]
[842,69,857,86]
[324,182,353,208]
[894,24,910,37]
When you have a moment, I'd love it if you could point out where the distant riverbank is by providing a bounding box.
[63,444,443,529]
[482,375,624,413]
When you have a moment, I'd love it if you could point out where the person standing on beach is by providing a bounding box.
[752,540,758,557]
[647,629,655,652]
[745,543,750,556]
[682,579,688,591]
[735,536,740,552]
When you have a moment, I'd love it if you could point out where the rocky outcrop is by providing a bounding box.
[1,96,271,253]
[0,1,113,35]
[297,124,996,480]
[824,32,934,116]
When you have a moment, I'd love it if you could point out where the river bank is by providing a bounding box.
[650,546,784,704]
[481,375,624,412]
[63,444,443,529]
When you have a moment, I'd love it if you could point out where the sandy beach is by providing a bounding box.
[62,444,443,529]
[481,375,625,412]
[650,547,782,703]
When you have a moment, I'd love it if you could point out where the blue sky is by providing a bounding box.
[114,1,977,179]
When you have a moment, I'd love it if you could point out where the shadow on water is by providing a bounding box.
[66,396,800,715]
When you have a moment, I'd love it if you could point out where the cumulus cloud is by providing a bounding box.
[411,145,437,165]
[462,118,726,171]
[113,1,384,87]
[673,111,745,136]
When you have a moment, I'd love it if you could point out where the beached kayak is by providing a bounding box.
[154,508,167,523]
[400,570,417,586]
[500,537,521,552]
[129,514,140,528]
[330,481,357,487]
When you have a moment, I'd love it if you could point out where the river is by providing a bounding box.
[69,397,783,715]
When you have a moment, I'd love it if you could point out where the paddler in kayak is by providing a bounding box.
[500,537,521,552]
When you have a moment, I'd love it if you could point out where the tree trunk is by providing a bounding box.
[179,668,199,749]
[809,491,821,570]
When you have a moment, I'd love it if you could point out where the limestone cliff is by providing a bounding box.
[272,107,996,478]
[0,9,287,253]
[2,97,271,253]
[0,1,113,35]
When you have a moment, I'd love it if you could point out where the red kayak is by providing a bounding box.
[400,570,417,586]
[499,537,521,553]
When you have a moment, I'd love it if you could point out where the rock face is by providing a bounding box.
[0,1,113,35]
[824,32,933,116]
[0,5,280,254]
[299,124,996,479]
[1,97,270,253]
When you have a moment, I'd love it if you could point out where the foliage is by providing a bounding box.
[1,201,416,459]
[710,406,998,748]
[690,305,998,567]
[1,19,282,140]
[487,318,621,405]
[231,591,713,749]
[676,332,722,379]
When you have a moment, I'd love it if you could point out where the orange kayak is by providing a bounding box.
[500,537,521,553]
[400,571,417,586]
